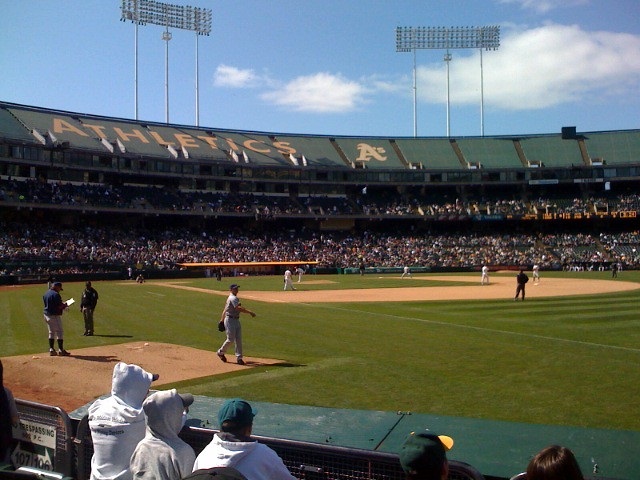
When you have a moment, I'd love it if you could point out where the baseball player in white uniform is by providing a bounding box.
[481,265,490,285]
[284,269,296,290]
[532,264,540,284]
[401,266,412,278]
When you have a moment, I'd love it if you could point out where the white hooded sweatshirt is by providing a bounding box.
[130,389,195,480]
[88,363,156,480]
[192,432,296,480]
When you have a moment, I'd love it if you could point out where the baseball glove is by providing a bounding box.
[217,320,225,332]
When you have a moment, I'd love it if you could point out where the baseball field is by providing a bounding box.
[2,270,640,433]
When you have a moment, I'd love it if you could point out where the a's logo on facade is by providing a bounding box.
[355,143,387,162]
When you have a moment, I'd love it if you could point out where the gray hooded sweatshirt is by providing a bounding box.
[130,389,195,480]
[89,363,155,480]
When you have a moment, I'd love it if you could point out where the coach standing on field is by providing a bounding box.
[80,281,99,336]
[43,282,71,356]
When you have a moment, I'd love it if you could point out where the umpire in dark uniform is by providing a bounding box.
[514,269,529,301]
[80,281,99,336]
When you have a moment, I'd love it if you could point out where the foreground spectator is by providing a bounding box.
[130,389,196,480]
[526,445,584,480]
[0,359,20,465]
[89,363,159,480]
[192,398,295,480]
[399,430,454,480]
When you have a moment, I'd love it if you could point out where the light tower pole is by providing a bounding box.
[120,0,212,124]
[444,50,452,137]
[396,26,500,137]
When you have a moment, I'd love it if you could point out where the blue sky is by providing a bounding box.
[1,0,639,137]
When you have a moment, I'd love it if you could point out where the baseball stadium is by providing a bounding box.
[2,100,640,479]
[2,3,640,480]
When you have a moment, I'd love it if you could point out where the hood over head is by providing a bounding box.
[111,362,158,409]
[143,389,190,440]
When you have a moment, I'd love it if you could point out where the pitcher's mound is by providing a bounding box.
[3,342,283,412]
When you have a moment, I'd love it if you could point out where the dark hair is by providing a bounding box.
[526,445,584,480]
[220,420,252,436]
[405,470,443,480]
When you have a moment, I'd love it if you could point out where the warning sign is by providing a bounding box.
[11,419,57,471]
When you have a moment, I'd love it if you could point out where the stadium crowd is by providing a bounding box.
[1,220,637,277]
[2,178,639,218]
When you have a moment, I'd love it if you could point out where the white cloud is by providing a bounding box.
[498,0,588,14]
[416,23,640,111]
[213,64,261,88]
[261,73,366,113]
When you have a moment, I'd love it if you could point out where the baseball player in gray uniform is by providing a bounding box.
[284,269,296,290]
[217,284,256,365]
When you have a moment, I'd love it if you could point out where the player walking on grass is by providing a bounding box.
[217,284,256,366]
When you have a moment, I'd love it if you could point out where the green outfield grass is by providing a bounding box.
[3,271,640,432]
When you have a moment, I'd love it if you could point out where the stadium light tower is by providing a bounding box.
[120,0,212,125]
[396,26,500,137]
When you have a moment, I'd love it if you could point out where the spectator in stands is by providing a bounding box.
[89,362,159,480]
[192,398,296,480]
[0,359,20,465]
[130,389,196,480]
[526,445,584,480]
[43,281,71,356]
[399,430,454,480]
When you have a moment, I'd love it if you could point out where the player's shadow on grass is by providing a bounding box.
[244,360,300,368]
[90,334,133,338]
[70,355,120,363]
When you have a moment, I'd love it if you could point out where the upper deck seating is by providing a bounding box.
[456,137,522,169]
[583,130,640,166]
[519,135,584,168]
[394,138,462,169]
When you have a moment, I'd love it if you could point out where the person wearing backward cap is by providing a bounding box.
[399,430,454,480]
[130,389,196,480]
